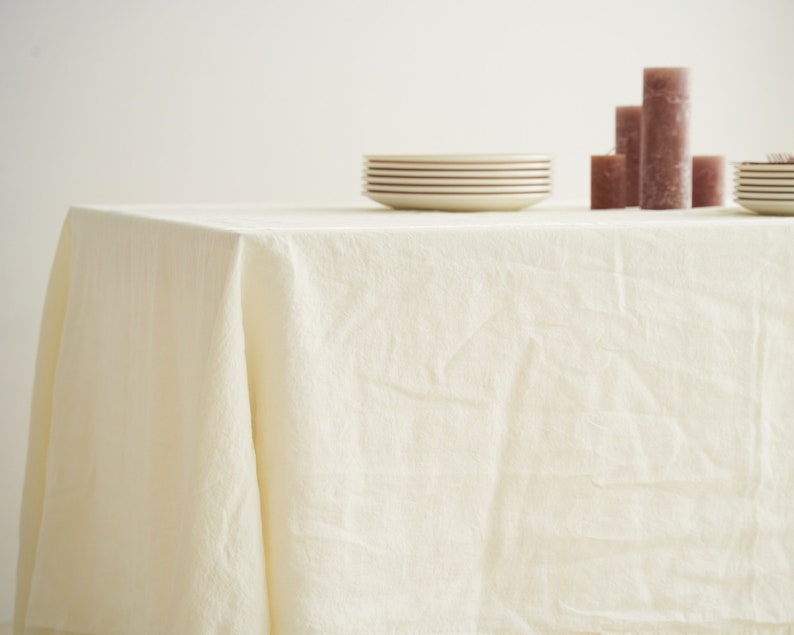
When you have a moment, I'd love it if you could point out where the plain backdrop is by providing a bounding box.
[1,0,793,621]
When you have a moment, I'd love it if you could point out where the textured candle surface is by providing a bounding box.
[641,68,691,209]
[591,155,626,209]
[692,155,725,207]
[616,106,642,206]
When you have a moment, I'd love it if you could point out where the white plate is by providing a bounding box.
[366,168,552,178]
[366,184,551,194]
[733,191,794,200]
[734,177,794,186]
[735,186,794,194]
[366,161,551,170]
[736,164,794,173]
[365,191,549,212]
[366,153,552,163]
[365,177,552,186]
[734,198,794,215]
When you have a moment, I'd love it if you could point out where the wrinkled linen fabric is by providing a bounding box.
[15,204,794,635]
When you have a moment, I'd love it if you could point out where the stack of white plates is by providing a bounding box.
[363,154,552,211]
[734,162,794,215]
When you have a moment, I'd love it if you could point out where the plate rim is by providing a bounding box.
[734,197,794,203]
[363,181,551,186]
[365,153,552,163]
[735,165,794,173]
[366,168,553,176]
[365,188,552,195]
[365,178,553,186]
[735,178,794,183]
[366,161,552,170]
[734,187,794,193]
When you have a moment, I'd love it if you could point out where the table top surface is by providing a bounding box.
[68,202,791,234]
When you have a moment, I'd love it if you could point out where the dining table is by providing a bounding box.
[14,203,794,634]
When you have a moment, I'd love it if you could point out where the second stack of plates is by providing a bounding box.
[734,162,794,215]
[363,154,552,211]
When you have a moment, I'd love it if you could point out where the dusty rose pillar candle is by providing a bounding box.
[692,155,725,207]
[616,106,642,206]
[640,67,691,209]
[591,155,626,209]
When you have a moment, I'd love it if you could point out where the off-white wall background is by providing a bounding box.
[1,0,793,621]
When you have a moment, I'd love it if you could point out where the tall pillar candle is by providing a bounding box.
[616,106,642,206]
[640,67,691,209]
[591,155,626,209]
[692,155,725,207]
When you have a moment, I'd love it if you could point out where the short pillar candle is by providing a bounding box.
[591,155,627,209]
[640,67,692,209]
[616,106,642,206]
[692,155,725,207]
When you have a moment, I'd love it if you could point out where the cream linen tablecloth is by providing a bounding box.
[15,204,794,635]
